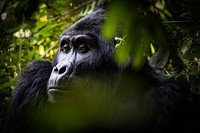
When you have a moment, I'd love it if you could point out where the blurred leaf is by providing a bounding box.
[39,45,45,56]
[32,21,47,33]
[0,79,15,89]
[150,43,155,54]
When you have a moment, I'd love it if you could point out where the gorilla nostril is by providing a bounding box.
[59,67,66,74]
[54,67,58,72]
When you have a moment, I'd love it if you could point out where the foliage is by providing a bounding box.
[0,0,97,130]
[0,0,200,131]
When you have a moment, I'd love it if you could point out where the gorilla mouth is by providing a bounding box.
[48,86,75,92]
[47,84,79,103]
[48,85,76,101]
[48,75,76,92]
[48,88,68,93]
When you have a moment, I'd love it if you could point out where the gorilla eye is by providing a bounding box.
[61,44,71,53]
[78,44,89,53]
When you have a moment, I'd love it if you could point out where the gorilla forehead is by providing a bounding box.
[61,8,105,37]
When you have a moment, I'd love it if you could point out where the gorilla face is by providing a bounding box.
[48,34,99,90]
[47,34,118,102]
[47,9,119,101]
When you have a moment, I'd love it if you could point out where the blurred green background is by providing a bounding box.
[0,0,200,131]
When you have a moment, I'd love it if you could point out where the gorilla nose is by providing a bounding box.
[58,67,66,74]
[48,62,74,88]
[54,62,73,76]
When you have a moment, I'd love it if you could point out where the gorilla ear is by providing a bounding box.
[114,36,125,49]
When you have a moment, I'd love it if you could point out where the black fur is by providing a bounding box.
[4,60,52,133]
[4,8,189,133]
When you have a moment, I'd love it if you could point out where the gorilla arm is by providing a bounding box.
[4,60,52,133]
[12,60,52,108]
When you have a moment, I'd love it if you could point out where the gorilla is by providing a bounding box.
[4,7,189,133]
